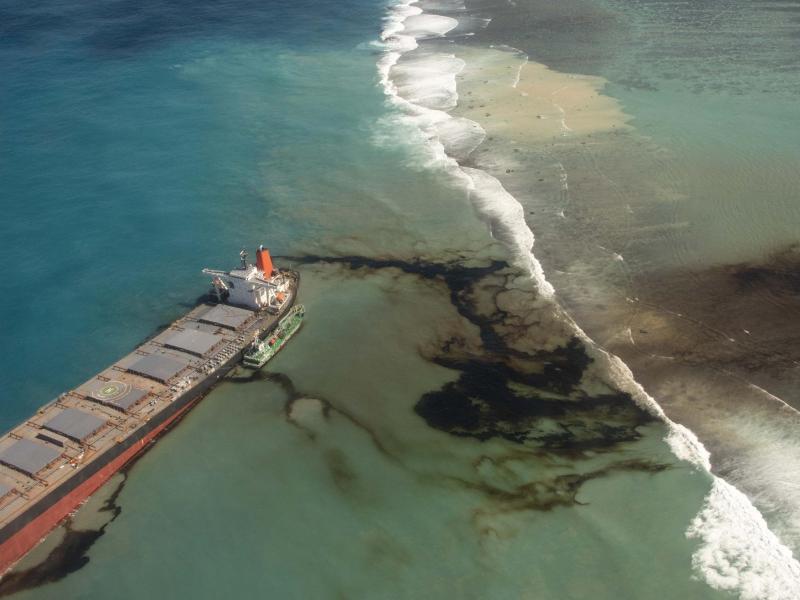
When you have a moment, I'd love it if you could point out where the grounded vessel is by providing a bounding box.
[243,305,305,369]
[0,246,297,575]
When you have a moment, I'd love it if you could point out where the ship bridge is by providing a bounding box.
[202,246,291,311]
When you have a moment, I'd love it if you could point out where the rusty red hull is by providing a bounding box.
[0,272,299,576]
[0,395,200,575]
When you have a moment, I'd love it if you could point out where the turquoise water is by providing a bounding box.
[10,268,723,599]
[0,0,389,424]
[1,0,797,598]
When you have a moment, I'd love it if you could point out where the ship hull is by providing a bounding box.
[0,278,297,576]
[0,393,200,573]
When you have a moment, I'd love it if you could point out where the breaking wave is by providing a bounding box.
[373,0,800,598]
[376,0,552,295]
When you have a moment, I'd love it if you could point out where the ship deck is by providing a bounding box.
[0,297,290,532]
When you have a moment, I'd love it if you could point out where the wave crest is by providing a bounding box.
[373,2,800,597]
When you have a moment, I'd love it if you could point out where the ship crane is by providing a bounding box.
[206,275,230,304]
[201,268,279,291]
[201,268,278,287]
[202,246,286,311]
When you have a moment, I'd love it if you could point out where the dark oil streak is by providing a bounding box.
[279,254,514,355]
[283,254,654,454]
[0,473,127,597]
[455,458,670,516]
[271,255,661,520]
[415,355,651,452]
[0,399,203,596]
[229,367,402,464]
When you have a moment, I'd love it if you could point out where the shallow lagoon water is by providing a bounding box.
[9,267,724,599]
[2,0,798,597]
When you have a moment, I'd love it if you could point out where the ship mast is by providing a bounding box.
[201,246,284,310]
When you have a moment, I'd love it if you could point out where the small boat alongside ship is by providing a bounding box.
[243,304,305,368]
[0,246,300,575]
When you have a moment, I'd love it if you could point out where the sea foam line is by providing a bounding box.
[376,2,553,297]
[374,1,800,598]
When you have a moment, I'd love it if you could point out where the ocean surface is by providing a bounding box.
[0,0,799,598]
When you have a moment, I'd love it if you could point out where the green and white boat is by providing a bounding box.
[242,304,305,368]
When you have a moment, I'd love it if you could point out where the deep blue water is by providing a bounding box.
[0,0,388,428]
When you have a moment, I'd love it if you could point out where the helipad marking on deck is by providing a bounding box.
[93,381,131,402]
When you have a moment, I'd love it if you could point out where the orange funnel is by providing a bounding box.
[256,246,274,276]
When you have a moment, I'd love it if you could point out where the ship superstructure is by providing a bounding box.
[203,246,292,311]
[0,247,297,575]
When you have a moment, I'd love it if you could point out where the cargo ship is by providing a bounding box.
[0,246,297,575]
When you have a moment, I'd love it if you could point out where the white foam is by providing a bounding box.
[688,478,800,600]
[432,116,486,159]
[374,5,800,595]
[460,167,554,297]
[375,0,551,295]
[401,13,459,38]
[599,348,800,599]
[375,0,487,172]
[390,54,465,110]
[714,407,800,548]
[377,0,422,60]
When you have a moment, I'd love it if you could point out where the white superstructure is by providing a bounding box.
[202,247,291,311]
